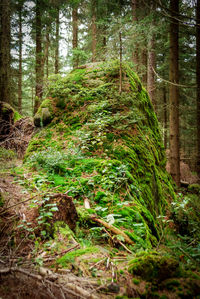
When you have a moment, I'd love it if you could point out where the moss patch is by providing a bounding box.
[128,251,179,282]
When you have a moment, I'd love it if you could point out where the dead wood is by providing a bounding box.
[0,113,35,157]
[0,265,99,299]
[90,215,134,245]
[45,193,79,231]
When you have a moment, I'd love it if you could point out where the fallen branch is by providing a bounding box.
[90,215,134,245]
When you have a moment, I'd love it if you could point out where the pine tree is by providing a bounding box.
[169,0,180,186]
[34,0,43,114]
[0,0,11,103]
[196,0,200,177]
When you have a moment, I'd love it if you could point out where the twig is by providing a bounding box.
[117,240,132,254]
[89,258,106,270]
[152,67,197,88]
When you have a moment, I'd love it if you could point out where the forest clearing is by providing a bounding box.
[0,1,200,298]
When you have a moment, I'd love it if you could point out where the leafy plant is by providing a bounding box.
[28,147,67,174]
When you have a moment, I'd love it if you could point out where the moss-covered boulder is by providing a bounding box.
[34,98,54,127]
[128,251,179,282]
[25,60,175,248]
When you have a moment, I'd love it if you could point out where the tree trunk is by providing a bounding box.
[196,0,200,177]
[131,0,138,72]
[163,86,168,149]
[45,30,49,78]
[72,7,78,68]
[147,1,156,110]
[147,36,156,109]
[18,3,23,113]
[0,0,11,104]
[91,2,97,63]
[102,27,107,61]
[141,50,147,85]
[55,7,59,74]
[169,0,180,186]
[34,0,43,114]
[119,32,122,94]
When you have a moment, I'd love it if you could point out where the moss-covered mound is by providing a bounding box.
[25,60,175,248]
[128,251,179,282]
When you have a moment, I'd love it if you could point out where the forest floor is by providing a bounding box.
[0,157,136,299]
[0,153,200,299]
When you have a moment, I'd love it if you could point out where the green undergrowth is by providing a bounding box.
[25,60,176,250]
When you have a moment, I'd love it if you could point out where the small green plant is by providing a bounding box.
[28,147,67,174]
[37,196,59,238]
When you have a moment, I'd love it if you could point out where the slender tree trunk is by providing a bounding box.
[102,27,107,61]
[163,86,168,149]
[169,0,180,186]
[55,7,59,74]
[18,4,23,113]
[119,32,122,94]
[0,0,11,103]
[131,0,138,72]
[147,1,156,109]
[72,7,78,68]
[147,33,156,109]
[46,30,49,78]
[34,0,43,114]
[196,0,200,177]
[91,2,97,62]
[141,50,147,85]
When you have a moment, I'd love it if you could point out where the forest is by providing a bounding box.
[0,0,200,298]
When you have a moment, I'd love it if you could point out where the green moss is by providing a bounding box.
[25,60,176,249]
[14,110,22,122]
[0,191,4,207]
[128,251,179,282]
[132,278,140,285]
[57,246,100,266]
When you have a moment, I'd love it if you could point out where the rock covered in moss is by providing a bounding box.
[128,251,179,282]
[26,60,176,248]
[34,98,54,127]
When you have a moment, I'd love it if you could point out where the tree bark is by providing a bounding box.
[196,0,200,177]
[102,28,107,61]
[141,50,147,85]
[131,0,138,72]
[18,3,23,113]
[91,1,97,63]
[163,86,168,149]
[34,0,43,114]
[0,0,11,104]
[55,7,59,74]
[147,36,156,109]
[169,0,180,186]
[147,1,156,110]
[72,7,78,68]
[119,32,122,94]
[45,30,49,78]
